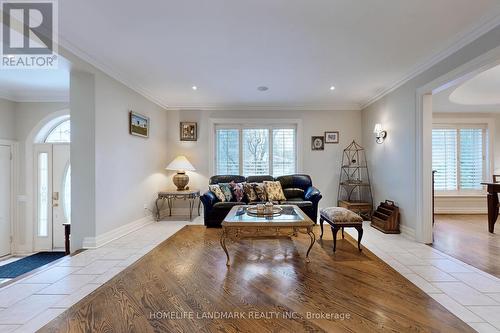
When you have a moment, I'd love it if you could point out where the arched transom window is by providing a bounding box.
[45,120,71,143]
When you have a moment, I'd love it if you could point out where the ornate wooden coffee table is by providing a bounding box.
[220,205,315,266]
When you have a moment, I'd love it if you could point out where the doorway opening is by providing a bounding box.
[0,142,13,258]
[34,117,71,251]
[416,47,500,277]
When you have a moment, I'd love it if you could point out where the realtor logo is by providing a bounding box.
[1,0,58,69]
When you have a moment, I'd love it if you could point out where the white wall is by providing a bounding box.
[0,99,16,140]
[166,109,362,213]
[94,71,169,237]
[361,25,500,236]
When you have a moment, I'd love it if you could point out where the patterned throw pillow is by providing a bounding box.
[230,181,245,202]
[208,185,226,202]
[218,183,234,202]
[243,183,259,202]
[252,183,268,202]
[264,181,286,201]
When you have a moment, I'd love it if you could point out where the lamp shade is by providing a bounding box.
[166,156,195,172]
[373,123,383,134]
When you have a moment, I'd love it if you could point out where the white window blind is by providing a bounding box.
[432,125,486,192]
[215,124,297,177]
[243,129,269,176]
[216,129,239,174]
[273,128,296,177]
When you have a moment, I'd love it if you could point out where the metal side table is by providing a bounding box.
[155,189,201,221]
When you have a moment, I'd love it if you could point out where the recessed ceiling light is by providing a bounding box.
[257,86,269,91]
[192,86,197,90]
[330,86,336,91]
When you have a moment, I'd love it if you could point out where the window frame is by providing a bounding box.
[432,118,493,196]
[210,119,302,177]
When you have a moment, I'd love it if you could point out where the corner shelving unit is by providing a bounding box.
[337,140,374,220]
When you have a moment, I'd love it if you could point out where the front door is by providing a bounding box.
[34,144,70,251]
[0,145,11,257]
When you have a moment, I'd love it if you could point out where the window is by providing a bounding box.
[45,119,71,143]
[215,124,297,177]
[37,152,49,237]
[432,124,487,192]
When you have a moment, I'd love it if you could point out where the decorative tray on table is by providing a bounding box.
[246,206,283,217]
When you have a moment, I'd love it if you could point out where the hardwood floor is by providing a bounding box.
[433,214,500,278]
[40,226,472,332]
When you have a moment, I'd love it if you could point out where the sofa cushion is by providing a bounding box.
[243,183,258,202]
[320,207,363,223]
[264,181,286,201]
[218,183,234,202]
[252,183,268,201]
[208,185,226,202]
[210,175,246,185]
[213,202,245,209]
[277,174,312,191]
[229,181,245,202]
[283,188,305,199]
[246,175,274,183]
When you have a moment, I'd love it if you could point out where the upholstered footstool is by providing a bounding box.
[319,207,363,252]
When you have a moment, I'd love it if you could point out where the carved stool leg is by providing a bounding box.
[342,227,345,239]
[355,226,363,252]
[331,226,340,252]
[320,217,324,239]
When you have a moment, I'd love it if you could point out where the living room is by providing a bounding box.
[1,1,500,332]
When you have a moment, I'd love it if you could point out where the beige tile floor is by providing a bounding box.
[345,222,500,333]
[1,218,499,332]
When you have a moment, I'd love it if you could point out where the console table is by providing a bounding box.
[155,189,200,221]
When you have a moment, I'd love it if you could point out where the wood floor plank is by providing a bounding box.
[40,225,473,332]
[433,214,500,277]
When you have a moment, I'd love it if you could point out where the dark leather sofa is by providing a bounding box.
[200,174,322,228]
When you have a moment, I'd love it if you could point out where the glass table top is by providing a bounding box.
[223,205,312,226]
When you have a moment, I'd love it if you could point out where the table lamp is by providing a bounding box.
[166,155,196,190]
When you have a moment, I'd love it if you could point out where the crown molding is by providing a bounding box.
[0,88,68,103]
[57,35,170,110]
[360,13,500,110]
[165,104,361,112]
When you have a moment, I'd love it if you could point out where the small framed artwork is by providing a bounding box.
[311,136,324,151]
[325,131,339,144]
[129,111,149,138]
[180,122,198,141]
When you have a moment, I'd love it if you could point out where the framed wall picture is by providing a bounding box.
[129,111,149,138]
[180,122,198,141]
[325,131,339,144]
[311,136,324,150]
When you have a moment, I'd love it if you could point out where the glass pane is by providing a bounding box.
[273,128,296,177]
[242,129,269,176]
[459,129,483,190]
[45,120,71,143]
[63,165,71,222]
[432,129,457,191]
[216,129,240,174]
[38,153,49,237]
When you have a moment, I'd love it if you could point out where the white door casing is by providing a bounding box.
[0,145,11,257]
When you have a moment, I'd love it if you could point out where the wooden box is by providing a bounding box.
[338,200,373,219]
[370,200,400,234]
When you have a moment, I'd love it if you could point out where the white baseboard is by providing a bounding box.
[400,224,416,240]
[82,215,154,249]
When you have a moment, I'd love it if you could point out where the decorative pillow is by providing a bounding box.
[209,185,226,202]
[252,183,268,202]
[230,181,245,202]
[243,183,259,202]
[218,183,234,202]
[264,181,286,201]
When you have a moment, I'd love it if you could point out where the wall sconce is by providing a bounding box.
[373,123,387,144]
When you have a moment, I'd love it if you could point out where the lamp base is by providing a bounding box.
[173,172,189,191]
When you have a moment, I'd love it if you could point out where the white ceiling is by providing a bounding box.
[433,63,500,113]
[16,0,500,108]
